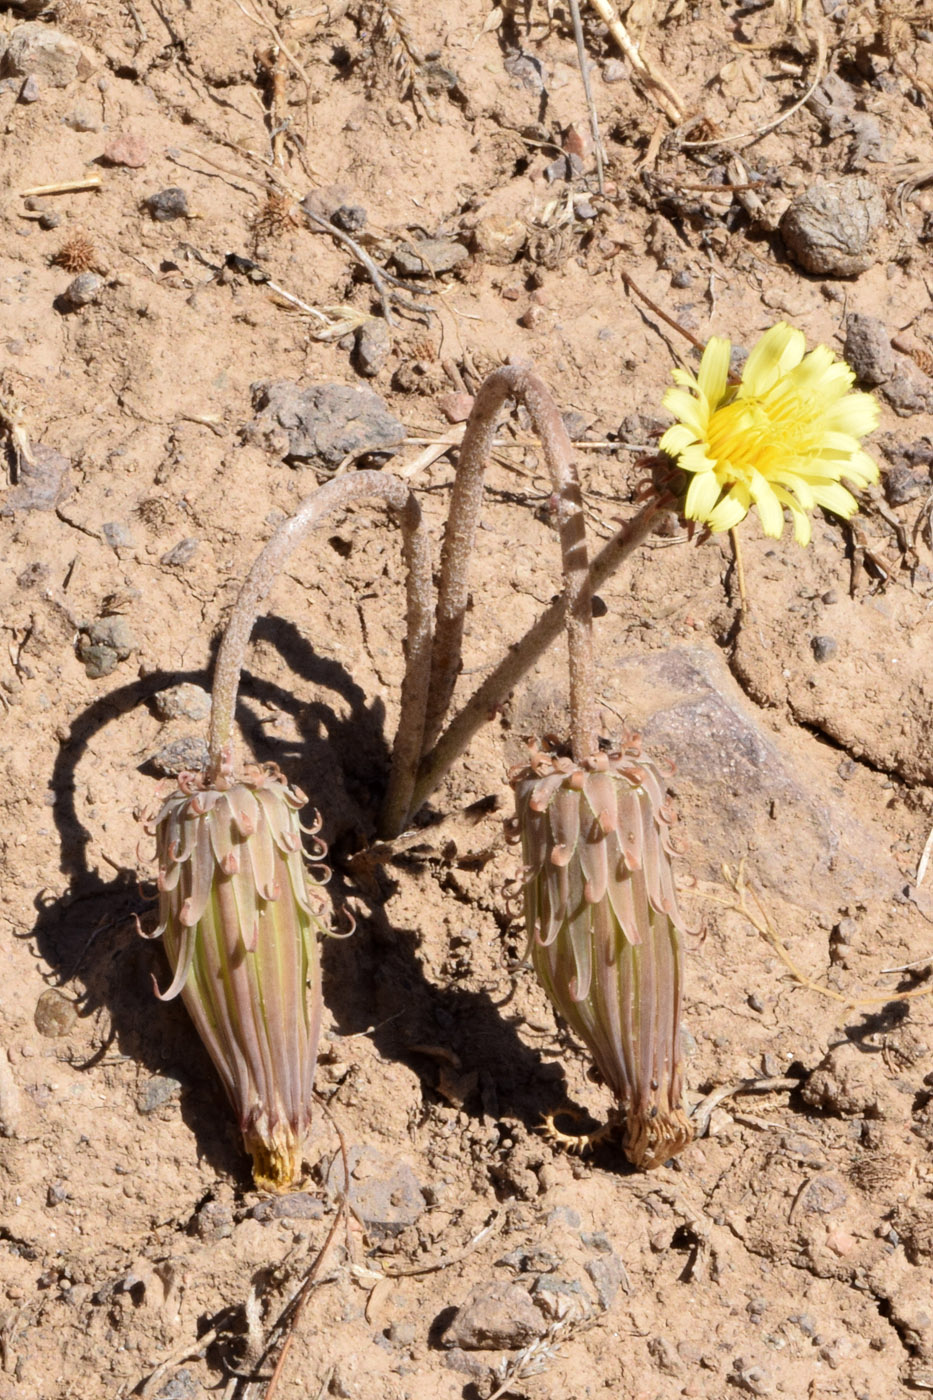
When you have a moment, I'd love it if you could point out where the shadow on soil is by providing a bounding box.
[33,614,578,1189]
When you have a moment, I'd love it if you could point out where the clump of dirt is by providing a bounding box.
[1,3,932,1399]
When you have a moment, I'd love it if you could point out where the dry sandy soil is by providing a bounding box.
[2,1,933,1398]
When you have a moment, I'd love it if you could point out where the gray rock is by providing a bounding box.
[76,616,136,678]
[1,443,71,514]
[18,74,39,102]
[532,1274,591,1320]
[161,537,200,567]
[331,204,366,233]
[844,315,933,415]
[154,1369,201,1400]
[810,635,837,662]
[153,683,211,723]
[323,1145,424,1239]
[61,272,103,310]
[191,1202,233,1240]
[799,1173,848,1215]
[2,24,83,88]
[101,520,135,550]
[251,1192,324,1221]
[603,646,891,909]
[248,380,405,467]
[145,187,190,221]
[885,464,927,505]
[843,314,898,385]
[443,1347,494,1381]
[442,1281,546,1350]
[354,318,391,377]
[137,1074,183,1114]
[585,1253,627,1309]
[63,106,100,131]
[149,736,210,776]
[391,237,469,277]
[780,176,886,276]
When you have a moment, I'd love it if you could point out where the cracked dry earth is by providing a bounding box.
[2,2,933,1398]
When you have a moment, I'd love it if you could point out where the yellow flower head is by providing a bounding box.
[659,322,880,546]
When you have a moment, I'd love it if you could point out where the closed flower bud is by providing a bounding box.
[144,763,329,1190]
[509,739,695,1169]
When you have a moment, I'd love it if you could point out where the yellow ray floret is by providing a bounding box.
[659,322,880,545]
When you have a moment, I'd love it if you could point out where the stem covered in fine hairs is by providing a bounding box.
[207,471,433,836]
[424,365,596,765]
[410,497,662,820]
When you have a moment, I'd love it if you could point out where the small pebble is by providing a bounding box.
[136,1074,183,1114]
[34,989,77,1038]
[161,537,200,566]
[19,75,40,104]
[354,318,391,377]
[145,187,190,221]
[101,520,135,550]
[63,107,100,132]
[331,204,366,232]
[810,635,838,662]
[39,210,62,230]
[149,736,210,776]
[387,1321,416,1346]
[191,1201,233,1240]
[602,59,627,83]
[153,683,211,723]
[61,272,103,310]
[102,133,149,168]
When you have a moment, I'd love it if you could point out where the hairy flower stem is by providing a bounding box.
[407,496,663,825]
[424,365,596,765]
[206,471,433,837]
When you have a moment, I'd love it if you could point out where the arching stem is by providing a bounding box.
[423,365,597,766]
[409,497,662,822]
[207,470,433,838]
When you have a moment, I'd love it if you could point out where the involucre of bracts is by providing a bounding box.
[508,739,695,1170]
[143,763,330,1191]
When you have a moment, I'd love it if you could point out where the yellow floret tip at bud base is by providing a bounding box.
[510,739,696,1171]
[659,322,880,546]
[145,764,328,1193]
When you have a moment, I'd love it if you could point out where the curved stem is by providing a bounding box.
[410,497,662,819]
[424,364,596,764]
[208,471,433,836]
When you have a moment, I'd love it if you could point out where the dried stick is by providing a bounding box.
[409,496,664,823]
[587,0,684,124]
[568,0,605,195]
[207,471,433,838]
[422,365,597,765]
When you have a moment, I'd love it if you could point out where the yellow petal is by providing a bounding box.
[810,482,859,518]
[659,423,699,456]
[696,337,732,407]
[684,468,723,521]
[706,489,749,533]
[742,323,805,395]
[662,387,707,438]
[747,469,786,538]
[772,484,812,545]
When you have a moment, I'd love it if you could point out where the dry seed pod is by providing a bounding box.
[510,738,694,1170]
[145,764,328,1191]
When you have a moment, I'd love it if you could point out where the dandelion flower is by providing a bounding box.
[660,322,880,546]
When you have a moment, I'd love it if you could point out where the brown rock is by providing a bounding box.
[801,1042,901,1120]
[441,1281,546,1350]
